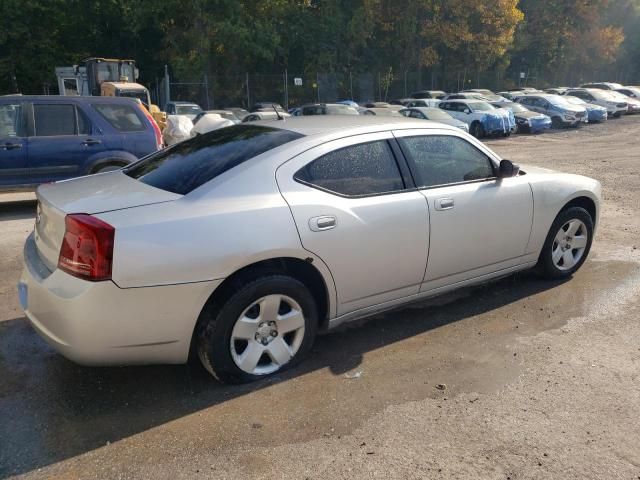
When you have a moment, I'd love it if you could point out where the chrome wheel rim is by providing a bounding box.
[552,219,588,271]
[230,294,306,375]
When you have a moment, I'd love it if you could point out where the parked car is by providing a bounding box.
[461,90,509,102]
[18,116,601,383]
[336,100,359,107]
[580,82,624,90]
[164,101,203,120]
[605,90,640,114]
[614,86,640,99]
[399,107,469,132]
[0,95,162,190]
[461,89,494,96]
[250,102,286,113]
[242,111,291,122]
[191,113,235,135]
[442,92,490,101]
[544,87,570,95]
[490,101,552,133]
[194,110,240,125]
[562,96,608,123]
[297,103,359,116]
[439,99,516,138]
[515,94,587,127]
[405,99,441,108]
[225,107,249,120]
[409,90,447,99]
[563,88,628,117]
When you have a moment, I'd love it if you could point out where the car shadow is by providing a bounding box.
[0,270,568,477]
[0,199,37,222]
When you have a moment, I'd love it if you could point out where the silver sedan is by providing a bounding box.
[19,116,600,383]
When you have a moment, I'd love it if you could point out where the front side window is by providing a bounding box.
[92,103,145,132]
[0,103,23,137]
[33,104,76,136]
[399,135,495,188]
[125,125,303,195]
[294,140,404,196]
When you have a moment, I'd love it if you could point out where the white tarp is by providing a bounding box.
[162,115,194,146]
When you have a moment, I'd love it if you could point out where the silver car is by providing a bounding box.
[19,116,600,383]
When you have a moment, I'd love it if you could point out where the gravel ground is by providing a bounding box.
[0,117,639,479]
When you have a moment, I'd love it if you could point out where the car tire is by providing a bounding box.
[470,122,484,139]
[551,117,563,129]
[536,206,594,279]
[197,275,318,384]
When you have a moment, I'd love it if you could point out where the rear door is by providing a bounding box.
[26,102,105,182]
[0,100,28,188]
[276,132,430,315]
[90,102,154,158]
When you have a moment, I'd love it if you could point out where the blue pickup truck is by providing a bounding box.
[0,95,162,191]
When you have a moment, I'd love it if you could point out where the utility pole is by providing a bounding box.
[164,65,170,107]
[246,72,250,108]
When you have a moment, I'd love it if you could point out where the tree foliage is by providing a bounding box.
[0,0,636,94]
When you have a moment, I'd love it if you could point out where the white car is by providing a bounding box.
[564,88,628,117]
[242,111,291,122]
[405,99,442,108]
[19,117,600,383]
[439,99,515,138]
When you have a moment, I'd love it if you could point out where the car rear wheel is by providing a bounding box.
[197,275,318,383]
[91,162,127,174]
[536,207,593,279]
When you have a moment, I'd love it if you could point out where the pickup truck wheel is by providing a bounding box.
[536,207,593,279]
[197,275,318,384]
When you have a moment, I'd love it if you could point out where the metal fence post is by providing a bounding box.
[246,72,250,108]
[164,65,170,107]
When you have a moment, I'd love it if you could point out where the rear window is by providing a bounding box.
[124,125,303,195]
[92,103,145,132]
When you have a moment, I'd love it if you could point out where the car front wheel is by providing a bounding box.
[536,206,594,279]
[197,275,318,383]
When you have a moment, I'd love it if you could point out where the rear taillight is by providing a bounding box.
[58,214,115,281]
[139,104,164,149]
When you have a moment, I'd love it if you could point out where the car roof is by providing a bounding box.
[251,115,457,136]
[168,101,199,105]
[445,99,488,104]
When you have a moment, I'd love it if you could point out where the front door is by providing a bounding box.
[394,129,534,291]
[0,100,28,188]
[276,132,430,315]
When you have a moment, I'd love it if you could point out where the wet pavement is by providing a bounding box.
[1,117,639,479]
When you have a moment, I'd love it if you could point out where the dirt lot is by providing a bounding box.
[1,117,639,479]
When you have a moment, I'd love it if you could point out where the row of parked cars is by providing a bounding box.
[1,81,637,191]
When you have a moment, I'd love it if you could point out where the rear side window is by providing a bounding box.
[125,125,303,195]
[92,103,145,132]
[33,104,77,136]
[0,103,23,137]
[294,140,404,196]
[399,135,494,187]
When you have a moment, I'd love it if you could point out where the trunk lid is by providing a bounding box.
[34,171,181,271]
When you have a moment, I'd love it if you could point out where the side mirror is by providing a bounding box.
[498,159,520,178]
[464,108,471,114]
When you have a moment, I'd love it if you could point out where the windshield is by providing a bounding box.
[326,105,359,115]
[176,105,203,115]
[564,96,586,105]
[124,125,303,194]
[423,109,453,120]
[469,102,494,111]
[499,102,528,113]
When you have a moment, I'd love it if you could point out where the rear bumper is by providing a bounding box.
[19,233,220,366]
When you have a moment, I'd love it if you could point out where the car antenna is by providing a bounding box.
[273,105,284,121]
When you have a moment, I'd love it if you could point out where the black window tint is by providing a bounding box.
[125,125,303,195]
[0,103,23,137]
[92,103,145,132]
[34,104,76,136]
[399,135,495,187]
[294,140,404,196]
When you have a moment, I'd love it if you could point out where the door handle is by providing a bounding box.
[1,142,22,150]
[435,198,454,211]
[309,215,337,232]
[82,139,102,146]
